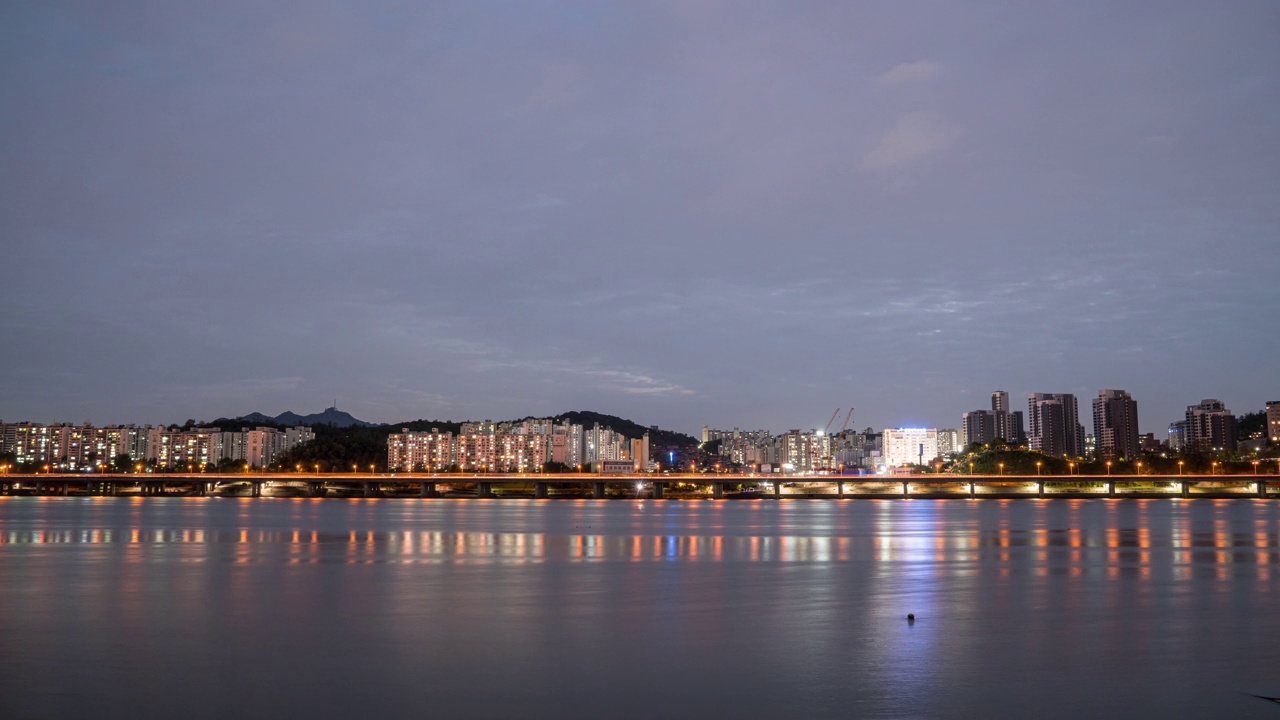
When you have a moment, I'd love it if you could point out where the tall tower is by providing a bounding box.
[1092,389,1140,460]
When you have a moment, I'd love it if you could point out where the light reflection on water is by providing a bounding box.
[0,498,1278,719]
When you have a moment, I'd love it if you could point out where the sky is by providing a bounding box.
[1,1,1277,436]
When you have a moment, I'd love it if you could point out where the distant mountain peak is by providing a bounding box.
[237,407,374,428]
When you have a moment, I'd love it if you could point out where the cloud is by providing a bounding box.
[476,357,695,398]
[876,60,942,87]
[859,111,960,172]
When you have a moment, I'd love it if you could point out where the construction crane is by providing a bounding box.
[820,406,855,474]
[823,408,840,435]
[838,407,854,436]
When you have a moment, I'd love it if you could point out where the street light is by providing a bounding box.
[1178,460,1184,475]
[998,462,1004,477]
[1036,461,1042,476]
[1106,461,1112,476]
[1136,461,1142,475]
[1069,462,1075,476]
[1253,460,1260,475]
[1211,461,1218,476]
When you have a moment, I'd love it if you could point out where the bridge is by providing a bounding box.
[0,473,1273,499]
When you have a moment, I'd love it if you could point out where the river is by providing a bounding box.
[1,497,1277,719]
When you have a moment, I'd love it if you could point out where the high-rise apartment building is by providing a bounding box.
[991,391,1009,415]
[960,391,1024,448]
[936,429,960,456]
[1092,389,1140,460]
[387,428,454,471]
[1267,401,1280,445]
[1027,393,1084,458]
[961,410,996,448]
[1184,399,1236,451]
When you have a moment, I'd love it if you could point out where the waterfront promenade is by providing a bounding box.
[0,472,1273,499]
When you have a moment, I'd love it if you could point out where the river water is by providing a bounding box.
[1,497,1277,719]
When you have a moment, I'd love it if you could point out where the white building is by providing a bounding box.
[882,428,940,468]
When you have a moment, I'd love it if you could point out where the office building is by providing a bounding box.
[882,428,940,468]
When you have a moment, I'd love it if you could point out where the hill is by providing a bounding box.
[266,411,696,471]
[547,410,698,449]
[229,407,375,428]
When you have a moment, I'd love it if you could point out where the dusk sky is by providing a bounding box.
[2,1,1277,436]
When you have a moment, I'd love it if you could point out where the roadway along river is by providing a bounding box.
[1,497,1277,719]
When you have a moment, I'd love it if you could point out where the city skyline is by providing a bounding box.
[2,386,1271,444]
[2,2,1277,437]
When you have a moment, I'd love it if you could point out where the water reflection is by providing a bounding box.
[2,498,1280,719]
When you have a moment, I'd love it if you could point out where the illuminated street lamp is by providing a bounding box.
[1136,461,1142,475]
[1106,461,1112,476]
[1253,460,1260,475]
[998,462,1004,477]
[1036,461,1042,476]
[1178,460,1184,475]
[1068,462,1075,476]
[369,464,375,475]
[1211,461,1218,476]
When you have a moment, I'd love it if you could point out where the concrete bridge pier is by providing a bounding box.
[652,483,664,499]
[311,482,327,498]
[1107,480,1116,498]
[969,481,975,498]
[772,481,781,498]
[535,482,548,499]
[478,481,494,498]
[712,482,723,499]
[1037,481,1045,498]
[1181,480,1190,498]
[196,481,206,497]
[251,481,262,498]
[364,482,383,498]
[593,482,605,499]
[420,482,437,498]
[1259,479,1267,499]
[902,481,910,497]
[836,480,844,498]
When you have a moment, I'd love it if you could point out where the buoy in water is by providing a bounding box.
[907,613,915,622]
